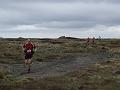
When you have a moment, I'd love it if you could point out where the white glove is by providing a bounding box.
[27,50,31,53]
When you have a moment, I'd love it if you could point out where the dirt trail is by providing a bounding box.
[0,52,109,79]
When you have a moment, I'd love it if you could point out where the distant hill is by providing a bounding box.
[58,36,79,39]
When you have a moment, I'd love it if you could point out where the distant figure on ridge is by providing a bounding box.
[98,36,101,41]
[92,37,95,45]
[86,37,90,46]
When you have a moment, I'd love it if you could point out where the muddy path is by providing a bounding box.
[0,52,109,79]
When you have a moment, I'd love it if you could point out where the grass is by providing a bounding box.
[0,38,119,63]
[0,38,110,63]
[1,59,120,90]
[0,38,120,90]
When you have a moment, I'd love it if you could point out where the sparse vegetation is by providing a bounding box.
[0,38,120,90]
[1,38,118,63]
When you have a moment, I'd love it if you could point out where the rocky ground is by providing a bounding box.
[0,52,108,80]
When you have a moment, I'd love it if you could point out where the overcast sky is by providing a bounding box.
[0,0,120,38]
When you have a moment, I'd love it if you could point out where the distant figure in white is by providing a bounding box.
[98,36,102,41]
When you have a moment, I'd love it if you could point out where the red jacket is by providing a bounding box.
[23,42,36,50]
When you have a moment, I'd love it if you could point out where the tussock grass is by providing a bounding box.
[1,59,120,90]
[0,38,119,63]
[0,38,120,90]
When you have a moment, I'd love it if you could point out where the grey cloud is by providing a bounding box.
[1,0,120,3]
[0,2,120,26]
[0,0,120,38]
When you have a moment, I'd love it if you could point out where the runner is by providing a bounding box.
[86,37,90,46]
[92,37,95,45]
[23,39,36,73]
